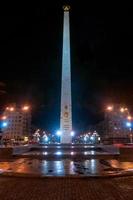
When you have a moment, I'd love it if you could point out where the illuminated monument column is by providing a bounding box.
[60,5,72,143]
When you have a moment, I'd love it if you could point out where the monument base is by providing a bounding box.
[61,132,72,144]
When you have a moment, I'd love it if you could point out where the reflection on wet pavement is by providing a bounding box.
[22,150,111,156]
[109,160,133,171]
[1,158,133,176]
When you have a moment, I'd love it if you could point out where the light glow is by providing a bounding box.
[10,107,14,111]
[98,137,101,141]
[56,130,62,136]
[90,150,95,155]
[24,136,28,142]
[71,131,75,137]
[2,116,7,120]
[22,106,29,111]
[84,136,87,142]
[45,136,48,142]
[2,122,8,127]
[70,152,74,155]
[56,151,62,155]
[126,122,131,127]
[127,116,132,120]
[84,152,88,155]
[107,106,113,111]
[90,136,94,140]
[120,107,125,112]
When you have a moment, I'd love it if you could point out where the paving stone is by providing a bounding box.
[0,176,133,200]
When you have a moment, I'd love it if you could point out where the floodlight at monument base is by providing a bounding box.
[56,130,62,136]
[126,122,131,127]
[71,131,75,137]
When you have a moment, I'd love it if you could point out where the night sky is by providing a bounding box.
[0,1,133,133]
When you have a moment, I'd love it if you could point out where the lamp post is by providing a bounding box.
[56,131,62,143]
[71,131,75,143]
[126,122,132,143]
[129,131,133,143]
[129,127,133,144]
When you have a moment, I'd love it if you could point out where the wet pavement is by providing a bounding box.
[1,158,133,177]
[22,150,112,156]
[13,144,119,156]
[1,145,133,200]
[0,145,132,177]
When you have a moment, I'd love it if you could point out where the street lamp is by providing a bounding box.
[71,131,75,143]
[9,107,14,111]
[107,106,113,111]
[45,136,48,143]
[120,107,125,113]
[56,130,62,143]
[126,122,131,127]
[2,122,8,127]
[22,105,30,111]
[2,116,7,120]
[84,135,88,143]
[56,130,62,136]
[127,116,132,120]
[126,122,132,143]
[71,131,75,137]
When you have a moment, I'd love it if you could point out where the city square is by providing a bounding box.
[0,1,133,200]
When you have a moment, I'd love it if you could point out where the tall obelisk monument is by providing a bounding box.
[60,5,72,143]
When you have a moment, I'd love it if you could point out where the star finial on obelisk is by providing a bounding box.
[63,5,71,11]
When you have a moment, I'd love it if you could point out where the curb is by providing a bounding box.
[1,171,133,179]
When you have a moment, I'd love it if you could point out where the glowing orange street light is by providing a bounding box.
[22,106,29,111]
[120,107,125,112]
[2,116,7,120]
[24,136,29,142]
[107,106,113,111]
[10,107,14,111]
[127,116,132,120]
